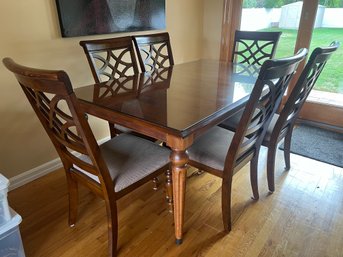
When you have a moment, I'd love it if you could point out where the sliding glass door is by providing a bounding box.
[296,1,343,127]
[221,0,343,127]
[240,0,302,59]
[310,2,343,104]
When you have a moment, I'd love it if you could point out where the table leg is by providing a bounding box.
[170,149,188,245]
[165,168,173,213]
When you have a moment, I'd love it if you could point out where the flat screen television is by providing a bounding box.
[56,0,166,37]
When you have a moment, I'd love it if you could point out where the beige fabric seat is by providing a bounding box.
[188,127,246,172]
[78,133,170,192]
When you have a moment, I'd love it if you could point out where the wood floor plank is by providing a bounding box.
[8,147,343,257]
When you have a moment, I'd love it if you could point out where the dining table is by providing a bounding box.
[74,59,258,244]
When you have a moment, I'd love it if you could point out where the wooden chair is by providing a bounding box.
[232,30,282,66]
[187,49,307,232]
[3,58,171,257]
[79,36,139,138]
[263,41,340,192]
[133,32,174,72]
[220,42,340,192]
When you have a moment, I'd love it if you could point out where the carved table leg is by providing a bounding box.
[170,149,188,245]
[165,168,173,213]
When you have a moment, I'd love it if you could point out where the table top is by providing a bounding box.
[75,59,258,138]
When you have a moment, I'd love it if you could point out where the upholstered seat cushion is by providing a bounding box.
[76,133,170,192]
[187,126,237,171]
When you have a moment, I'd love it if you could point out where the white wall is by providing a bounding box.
[279,3,302,29]
[242,7,343,30]
[241,8,281,31]
[322,8,343,28]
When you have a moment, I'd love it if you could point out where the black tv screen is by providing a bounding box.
[56,0,166,37]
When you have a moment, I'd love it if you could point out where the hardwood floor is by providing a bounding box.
[8,147,343,257]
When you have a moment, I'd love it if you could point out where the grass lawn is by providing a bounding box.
[262,28,343,93]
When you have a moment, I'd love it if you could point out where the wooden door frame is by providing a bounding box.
[219,0,242,62]
[220,0,343,128]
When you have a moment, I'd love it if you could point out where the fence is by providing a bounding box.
[241,8,343,31]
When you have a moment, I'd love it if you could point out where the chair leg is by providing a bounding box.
[67,175,78,227]
[267,142,277,193]
[221,177,233,232]
[108,122,123,138]
[165,168,173,213]
[250,153,259,200]
[104,199,118,257]
[283,130,293,171]
[108,122,116,138]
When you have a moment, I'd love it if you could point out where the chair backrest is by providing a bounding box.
[133,32,174,73]
[79,36,139,83]
[274,41,340,137]
[2,58,113,188]
[226,48,307,171]
[232,30,282,66]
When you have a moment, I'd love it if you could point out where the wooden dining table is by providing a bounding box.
[74,59,258,244]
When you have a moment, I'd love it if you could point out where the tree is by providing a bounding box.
[243,0,257,8]
[243,0,343,8]
[264,0,284,8]
[242,0,265,8]
[319,0,343,7]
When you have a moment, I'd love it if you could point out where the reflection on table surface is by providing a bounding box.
[75,59,259,132]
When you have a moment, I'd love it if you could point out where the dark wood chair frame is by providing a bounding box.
[79,36,139,138]
[133,32,174,73]
[264,41,340,192]
[79,36,139,83]
[187,49,308,232]
[232,30,282,66]
[3,58,170,257]
[80,36,170,191]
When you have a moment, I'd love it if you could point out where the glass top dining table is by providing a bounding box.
[74,59,259,244]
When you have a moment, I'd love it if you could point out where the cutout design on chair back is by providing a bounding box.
[133,33,174,73]
[80,37,140,137]
[93,76,139,102]
[232,31,282,66]
[140,67,173,92]
[277,42,340,134]
[80,37,139,83]
[3,58,102,179]
[230,49,307,167]
[91,48,135,81]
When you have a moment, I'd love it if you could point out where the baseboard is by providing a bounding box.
[8,137,110,191]
[9,158,63,191]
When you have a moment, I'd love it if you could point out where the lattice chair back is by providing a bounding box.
[80,36,139,83]
[228,48,308,169]
[232,30,282,66]
[276,41,340,134]
[133,32,174,73]
[93,74,139,103]
[2,58,112,189]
